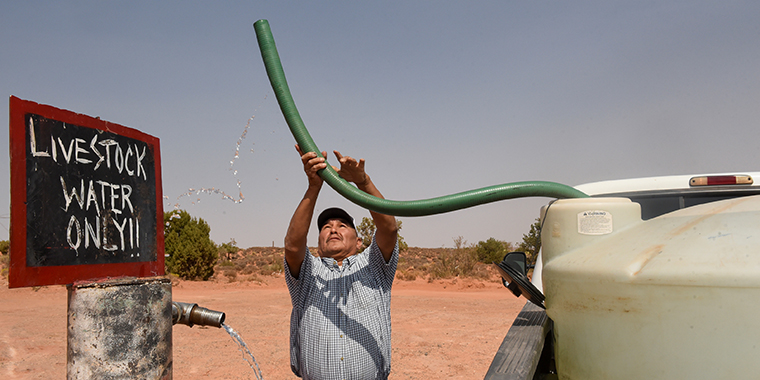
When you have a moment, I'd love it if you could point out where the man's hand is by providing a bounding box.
[296,145,328,188]
[333,150,368,186]
[332,150,398,261]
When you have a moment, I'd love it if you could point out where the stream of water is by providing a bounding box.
[223,323,264,380]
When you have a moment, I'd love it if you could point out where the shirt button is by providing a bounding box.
[341,357,344,361]
[340,334,343,338]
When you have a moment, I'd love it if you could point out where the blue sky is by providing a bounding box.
[2,1,759,248]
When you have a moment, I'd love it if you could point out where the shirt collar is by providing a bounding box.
[320,254,356,270]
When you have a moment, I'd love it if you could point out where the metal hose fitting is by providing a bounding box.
[172,302,226,328]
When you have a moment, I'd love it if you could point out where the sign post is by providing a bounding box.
[9,97,172,379]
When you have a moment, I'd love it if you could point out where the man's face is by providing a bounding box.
[318,218,362,259]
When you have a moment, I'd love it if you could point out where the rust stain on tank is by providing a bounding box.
[553,295,641,315]
[667,197,748,238]
[628,244,664,276]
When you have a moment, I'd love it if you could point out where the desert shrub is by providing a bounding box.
[357,217,409,251]
[0,240,9,279]
[0,253,9,279]
[245,272,262,283]
[429,248,477,280]
[218,239,239,261]
[164,210,217,280]
[203,244,504,282]
[475,238,514,264]
[396,268,418,281]
[218,248,286,278]
[517,218,542,267]
[233,260,247,271]
[223,268,238,282]
[427,237,496,281]
[254,257,272,267]
[395,250,434,281]
[429,250,465,279]
[262,260,284,275]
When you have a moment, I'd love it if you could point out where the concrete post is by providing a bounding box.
[67,277,172,380]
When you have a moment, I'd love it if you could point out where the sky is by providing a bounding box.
[2,1,759,249]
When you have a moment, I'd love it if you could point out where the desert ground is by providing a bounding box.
[0,273,525,379]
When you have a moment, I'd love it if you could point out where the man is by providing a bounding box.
[284,145,399,380]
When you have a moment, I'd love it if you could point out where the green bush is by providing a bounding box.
[164,210,217,280]
[475,237,514,264]
[356,217,409,251]
[517,218,542,267]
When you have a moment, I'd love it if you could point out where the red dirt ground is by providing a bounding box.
[0,276,525,379]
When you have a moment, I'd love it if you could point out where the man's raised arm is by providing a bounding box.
[283,145,327,278]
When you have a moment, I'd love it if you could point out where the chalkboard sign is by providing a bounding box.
[9,96,165,288]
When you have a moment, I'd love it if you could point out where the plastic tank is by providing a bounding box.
[541,195,760,379]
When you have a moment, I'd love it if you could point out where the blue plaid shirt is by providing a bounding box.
[285,237,399,380]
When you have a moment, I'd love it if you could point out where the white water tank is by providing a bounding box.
[541,195,760,379]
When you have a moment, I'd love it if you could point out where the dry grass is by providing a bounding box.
[0,246,499,284]
[213,247,285,283]
[213,246,500,283]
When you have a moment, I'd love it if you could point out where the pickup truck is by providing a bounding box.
[485,173,760,380]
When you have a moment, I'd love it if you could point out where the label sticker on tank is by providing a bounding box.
[577,210,613,235]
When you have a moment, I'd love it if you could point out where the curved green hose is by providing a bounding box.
[253,19,588,217]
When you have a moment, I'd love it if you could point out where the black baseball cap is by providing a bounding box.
[317,207,355,230]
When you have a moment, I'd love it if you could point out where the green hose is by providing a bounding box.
[253,19,588,217]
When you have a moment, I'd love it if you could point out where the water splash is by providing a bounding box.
[166,114,254,210]
[222,323,264,380]
[167,95,270,211]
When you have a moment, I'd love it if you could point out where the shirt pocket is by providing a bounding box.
[348,280,380,310]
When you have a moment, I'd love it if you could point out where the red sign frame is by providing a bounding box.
[8,96,165,288]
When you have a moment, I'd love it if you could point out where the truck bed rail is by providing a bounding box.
[484,302,552,380]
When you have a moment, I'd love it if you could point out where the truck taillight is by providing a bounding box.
[689,175,753,186]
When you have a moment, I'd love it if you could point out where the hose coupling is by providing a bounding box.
[172,302,226,328]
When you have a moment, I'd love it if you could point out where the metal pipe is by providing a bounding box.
[172,302,226,328]
[67,277,172,380]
